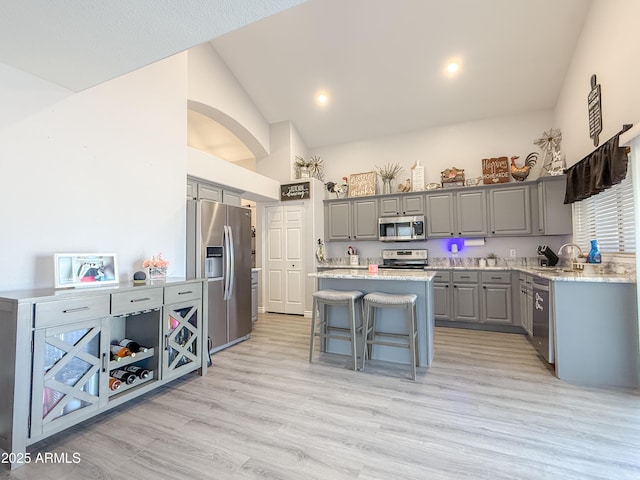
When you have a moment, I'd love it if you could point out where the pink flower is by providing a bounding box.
[143,253,169,268]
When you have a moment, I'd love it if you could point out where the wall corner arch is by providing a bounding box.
[187,100,269,159]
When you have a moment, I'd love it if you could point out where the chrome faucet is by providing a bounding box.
[557,243,583,258]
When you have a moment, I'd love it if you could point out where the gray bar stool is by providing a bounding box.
[309,289,364,371]
[361,292,418,380]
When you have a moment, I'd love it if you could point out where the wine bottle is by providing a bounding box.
[110,345,136,358]
[110,369,137,385]
[118,338,149,353]
[110,353,123,362]
[122,365,150,379]
[109,378,122,391]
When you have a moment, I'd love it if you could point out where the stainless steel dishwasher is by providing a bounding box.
[530,277,553,363]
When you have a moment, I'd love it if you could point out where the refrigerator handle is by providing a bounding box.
[224,225,232,300]
[228,225,235,298]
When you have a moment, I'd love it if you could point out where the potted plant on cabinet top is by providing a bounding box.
[375,163,403,194]
[486,253,498,267]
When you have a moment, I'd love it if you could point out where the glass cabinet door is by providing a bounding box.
[31,318,108,437]
[163,301,201,380]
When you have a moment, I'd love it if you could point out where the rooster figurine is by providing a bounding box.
[510,152,538,181]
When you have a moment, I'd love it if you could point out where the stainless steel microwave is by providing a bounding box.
[378,215,426,242]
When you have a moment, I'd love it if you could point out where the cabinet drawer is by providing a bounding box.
[481,272,511,284]
[452,271,478,283]
[111,288,163,316]
[432,271,451,283]
[164,283,202,304]
[35,295,110,328]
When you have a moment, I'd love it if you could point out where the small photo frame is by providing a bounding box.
[54,253,119,288]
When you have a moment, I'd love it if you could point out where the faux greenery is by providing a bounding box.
[295,155,324,181]
[375,162,403,180]
[486,253,498,259]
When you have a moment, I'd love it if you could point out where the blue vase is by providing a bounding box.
[588,239,601,264]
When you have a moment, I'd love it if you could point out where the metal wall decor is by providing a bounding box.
[588,74,603,147]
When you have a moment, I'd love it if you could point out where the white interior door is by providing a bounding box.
[265,204,304,315]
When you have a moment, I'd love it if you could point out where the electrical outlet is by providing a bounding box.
[509,249,517,257]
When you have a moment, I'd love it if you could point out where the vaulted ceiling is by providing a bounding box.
[211,0,592,149]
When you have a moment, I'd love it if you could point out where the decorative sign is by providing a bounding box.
[280,182,310,201]
[348,171,377,197]
[482,157,510,184]
[588,74,602,147]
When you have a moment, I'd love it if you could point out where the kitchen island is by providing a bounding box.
[308,269,436,367]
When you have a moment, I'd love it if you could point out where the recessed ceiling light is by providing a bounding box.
[447,62,459,74]
[316,92,329,106]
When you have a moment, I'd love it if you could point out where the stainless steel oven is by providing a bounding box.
[379,249,428,269]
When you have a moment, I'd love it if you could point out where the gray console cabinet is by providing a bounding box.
[0,279,206,470]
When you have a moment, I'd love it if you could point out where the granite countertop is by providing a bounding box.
[309,269,436,282]
[424,265,635,284]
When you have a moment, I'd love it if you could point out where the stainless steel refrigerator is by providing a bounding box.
[186,199,252,353]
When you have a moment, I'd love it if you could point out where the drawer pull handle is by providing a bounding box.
[178,290,193,295]
[101,353,107,372]
[130,297,151,303]
[63,306,90,313]
[491,276,502,280]
[460,276,470,279]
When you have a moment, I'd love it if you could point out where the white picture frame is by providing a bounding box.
[54,253,119,288]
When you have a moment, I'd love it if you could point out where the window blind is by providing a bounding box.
[572,162,635,253]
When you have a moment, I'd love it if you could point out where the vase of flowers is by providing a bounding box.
[143,253,169,282]
[375,163,403,194]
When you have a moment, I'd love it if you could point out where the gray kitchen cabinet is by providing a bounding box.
[489,185,532,236]
[251,270,259,323]
[432,271,451,321]
[457,190,488,236]
[426,192,456,237]
[452,271,480,322]
[536,175,572,235]
[352,198,379,239]
[325,198,378,241]
[480,272,512,324]
[426,189,488,237]
[379,194,424,216]
[326,200,352,241]
[519,273,533,335]
[188,176,243,206]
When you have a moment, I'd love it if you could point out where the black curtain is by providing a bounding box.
[564,127,631,204]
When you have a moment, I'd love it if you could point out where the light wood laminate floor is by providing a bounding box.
[2,312,640,479]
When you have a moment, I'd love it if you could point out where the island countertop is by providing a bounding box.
[308,268,436,282]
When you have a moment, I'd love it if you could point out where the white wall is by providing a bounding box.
[0,54,188,291]
[314,110,554,191]
[256,120,310,183]
[555,0,640,166]
[187,147,280,202]
[188,43,270,158]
